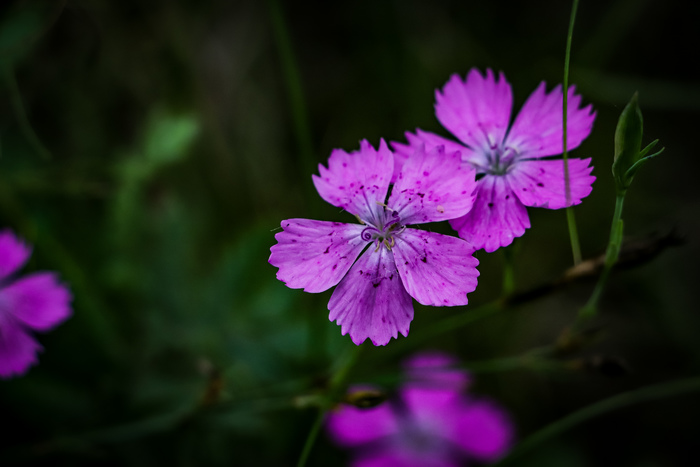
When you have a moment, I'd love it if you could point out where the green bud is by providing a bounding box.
[612,93,664,194]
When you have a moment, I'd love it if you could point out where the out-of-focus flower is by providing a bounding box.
[393,68,596,252]
[326,352,513,466]
[269,140,479,346]
[0,230,72,379]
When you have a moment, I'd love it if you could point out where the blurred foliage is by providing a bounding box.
[0,0,699,466]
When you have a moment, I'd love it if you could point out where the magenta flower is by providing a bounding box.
[0,230,72,379]
[269,140,479,346]
[393,68,596,252]
[326,352,513,467]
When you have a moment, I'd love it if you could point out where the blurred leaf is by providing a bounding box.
[0,1,57,66]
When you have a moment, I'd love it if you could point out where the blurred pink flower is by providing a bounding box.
[327,352,514,466]
[0,230,72,378]
[393,68,596,252]
[269,140,480,346]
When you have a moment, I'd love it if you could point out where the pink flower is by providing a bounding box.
[0,230,72,379]
[269,140,480,346]
[393,68,596,252]
[326,352,513,466]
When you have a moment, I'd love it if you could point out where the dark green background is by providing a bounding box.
[1,0,698,465]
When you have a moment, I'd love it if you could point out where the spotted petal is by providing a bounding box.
[1,272,72,332]
[507,158,595,209]
[506,83,596,158]
[391,129,477,183]
[328,247,413,346]
[313,139,393,225]
[449,175,530,252]
[269,219,367,293]
[0,321,41,379]
[0,230,32,282]
[389,145,476,225]
[392,229,478,307]
[435,69,513,153]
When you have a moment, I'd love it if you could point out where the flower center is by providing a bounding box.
[360,210,405,251]
[484,145,519,175]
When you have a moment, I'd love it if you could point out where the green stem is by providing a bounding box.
[578,193,625,321]
[267,0,315,184]
[296,344,364,467]
[2,65,51,160]
[563,0,582,265]
[497,376,700,464]
[502,245,516,296]
[296,410,325,467]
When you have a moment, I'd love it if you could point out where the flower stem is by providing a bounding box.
[496,376,700,464]
[296,344,364,467]
[2,65,52,160]
[578,192,625,321]
[502,244,516,296]
[563,0,582,265]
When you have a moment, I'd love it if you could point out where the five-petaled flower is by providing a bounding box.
[0,230,72,379]
[269,140,479,346]
[393,68,596,252]
[326,352,514,466]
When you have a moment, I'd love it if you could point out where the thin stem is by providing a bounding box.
[2,65,51,160]
[267,0,315,185]
[578,193,625,321]
[563,0,582,265]
[296,410,325,467]
[497,376,700,464]
[296,344,364,467]
[502,244,516,296]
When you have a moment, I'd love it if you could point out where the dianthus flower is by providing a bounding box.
[0,230,72,379]
[326,352,513,467]
[393,68,596,252]
[269,140,479,346]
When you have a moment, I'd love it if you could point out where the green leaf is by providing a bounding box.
[612,93,664,193]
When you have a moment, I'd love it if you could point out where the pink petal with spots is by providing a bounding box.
[328,247,413,346]
[269,219,367,293]
[313,139,394,224]
[507,158,595,209]
[0,321,42,379]
[2,272,72,332]
[389,145,476,225]
[435,69,513,153]
[506,83,596,158]
[448,400,514,461]
[449,176,530,253]
[390,129,477,183]
[0,230,32,282]
[392,230,478,307]
[326,391,398,446]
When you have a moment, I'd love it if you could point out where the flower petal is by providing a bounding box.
[269,219,366,293]
[448,400,514,461]
[403,352,470,391]
[506,83,596,159]
[449,175,530,253]
[326,392,398,447]
[388,146,476,225]
[0,321,41,379]
[328,247,413,346]
[507,158,595,209]
[1,272,72,331]
[0,230,32,282]
[313,139,393,224]
[435,69,513,153]
[390,129,477,183]
[354,452,455,467]
[392,230,478,307]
